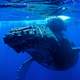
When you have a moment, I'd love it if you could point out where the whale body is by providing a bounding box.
[3,18,79,80]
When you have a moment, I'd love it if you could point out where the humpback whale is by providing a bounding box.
[3,17,80,80]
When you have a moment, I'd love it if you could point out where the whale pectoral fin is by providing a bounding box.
[72,47,80,53]
[16,58,33,80]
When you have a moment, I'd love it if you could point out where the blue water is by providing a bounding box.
[0,19,80,80]
[0,1,80,80]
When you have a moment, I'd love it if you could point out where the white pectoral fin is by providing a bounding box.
[16,58,33,80]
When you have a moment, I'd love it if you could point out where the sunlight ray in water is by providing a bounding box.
[57,15,70,21]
